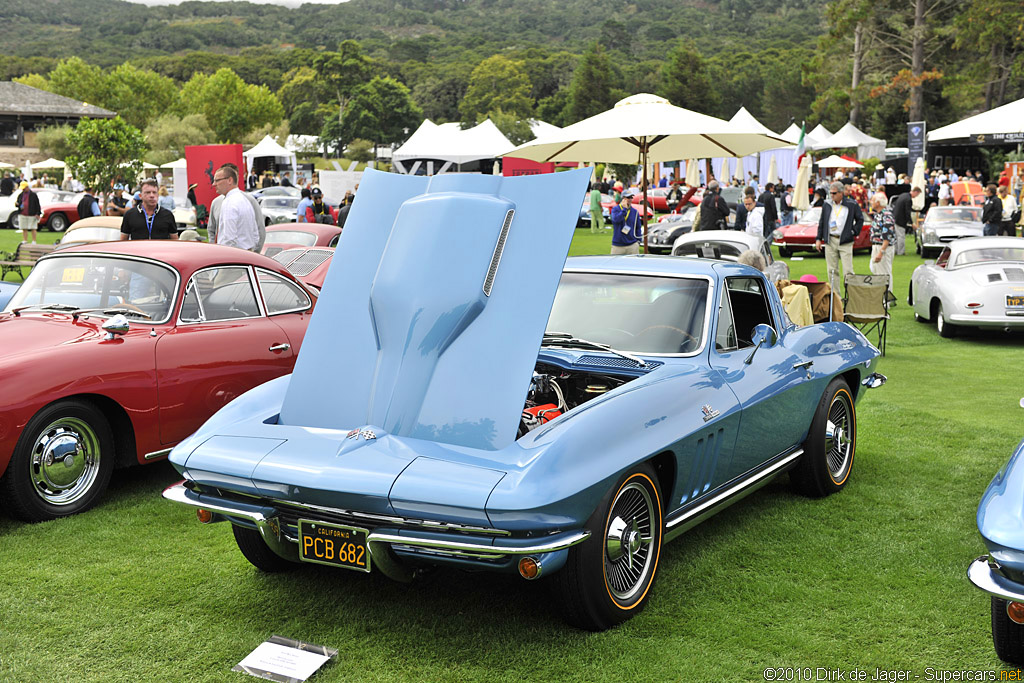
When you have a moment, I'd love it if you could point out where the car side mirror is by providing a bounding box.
[101,314,129,340]
[744,324,778,364]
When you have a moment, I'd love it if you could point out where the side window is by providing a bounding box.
[715,285,738,352]
[181,266,261,322]
[723,276,774,348]
[936,247,950,268]
[257,269,311,315]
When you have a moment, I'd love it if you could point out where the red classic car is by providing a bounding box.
[4,190,82,231]
[272,246,335,291]
[773,206,872,257]
[0,241,317,522]
[630,186,701,212]
[260,223,342,258]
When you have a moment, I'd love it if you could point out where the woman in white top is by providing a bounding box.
[938,180,951,206]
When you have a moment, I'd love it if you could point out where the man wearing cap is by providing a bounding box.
[610,196,641,255]
[815,181,864,293]
[305,188,338,224]
[14,180,42,244]
[119,178,177,241]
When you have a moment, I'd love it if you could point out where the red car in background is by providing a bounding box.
[272,246,335,291]
[951,180,985,206]
[261,223,342,258]
[630,187,699,213]
[4,190,82,232]
[773,206,872,257]
[0,241,317,522]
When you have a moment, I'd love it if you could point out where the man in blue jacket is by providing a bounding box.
[610,196,642,254]
[814,182,864,293]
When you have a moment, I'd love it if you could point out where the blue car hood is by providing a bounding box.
[279,168,591,451]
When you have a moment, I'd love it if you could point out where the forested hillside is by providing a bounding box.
[1,0,1021,154]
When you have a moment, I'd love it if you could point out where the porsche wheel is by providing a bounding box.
[0,399,114,522]
[936,302,957,338]
[779,246,792,258]
[47,212,69,232]
[791,378,855,498]
[992,597,1024,665]
[555,465,662,631]
[232,524,298,573]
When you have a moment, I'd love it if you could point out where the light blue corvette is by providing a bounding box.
[163,167,885,630]
[969,401,1024,663]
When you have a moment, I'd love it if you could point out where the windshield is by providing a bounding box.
[546,272,709,355]
[676,241,748,261]
[263,197,300,209]
[5,255,178,322]
[928,207,982,223]
[266,230,317,247]
[953,247,1024,267]
[720,187,743,204]
[796,207,822,225]
[61,227,121,244]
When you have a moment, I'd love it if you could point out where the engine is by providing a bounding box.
[517,363,632,437]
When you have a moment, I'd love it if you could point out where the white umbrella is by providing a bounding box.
[31,157,66,170]
[685,159,699,186]
[911,156,926,211]
[508,93,789,251]
[767,156,779,186]
[793,156,812,211]
[0,161,13,169]
[492,159,501,176]
[734,157,745,183]
[719,158,730,183]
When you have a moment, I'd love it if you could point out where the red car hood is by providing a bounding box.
[0,313,122,360]
[781,223,819,238]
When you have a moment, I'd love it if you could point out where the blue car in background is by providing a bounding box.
[164,168,885,630]
[969,399,1024,664]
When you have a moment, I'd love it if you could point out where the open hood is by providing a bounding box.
[279,168,591,451]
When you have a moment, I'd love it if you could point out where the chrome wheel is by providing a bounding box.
[29,416,102,506]
[604,481,656,602]
[824,392,853,482]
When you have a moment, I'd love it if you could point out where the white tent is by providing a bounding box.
[31,157,66,169]
[815,154,863,169]
[529,120,561,139]
[712,108,798,186]
[779,123,804,145]
[811,121,886,159]
[809,124,833,144]
[928,97,1024,143]
[243,135,297,176]
[393,119,514,174]
[161,158,187,169]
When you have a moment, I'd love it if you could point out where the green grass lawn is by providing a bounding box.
[1,224,1023,681]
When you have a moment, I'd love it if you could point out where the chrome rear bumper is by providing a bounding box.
[968,556,1024,602]
[163,482,590,578]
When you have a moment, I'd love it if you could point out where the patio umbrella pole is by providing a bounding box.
[642,138,649,254]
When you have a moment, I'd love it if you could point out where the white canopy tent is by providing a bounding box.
[707,108,798,186]
[393,119,515,174]
[160,158,187,169]
[529,119,561,139]
[243,135,297,177]
[811,121,886,159]
[928,97,1024,143]
[815,154,863,169]
[31,157,66,169]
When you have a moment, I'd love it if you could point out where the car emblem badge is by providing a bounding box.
[360,429,376,441]
[346,429,360,439]
[701,404,720,422]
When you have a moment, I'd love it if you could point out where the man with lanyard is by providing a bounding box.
[212,164,259,251]
[120,178,177,240]
[815,182,864,294]
[305,188,338,224]
[610,195,642,254]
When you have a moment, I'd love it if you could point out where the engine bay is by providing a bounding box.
[517,362,636,437]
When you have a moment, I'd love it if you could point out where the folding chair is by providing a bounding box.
[843,273,891,355]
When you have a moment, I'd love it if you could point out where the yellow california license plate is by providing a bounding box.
[61,267,85,283]
[1007,295,1024,308]
[298,519,370,572]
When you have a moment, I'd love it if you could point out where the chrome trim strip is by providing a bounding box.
[143,447,172,461]
[555,270,715,358]
[367,530,590,556]
[665,448,804,529]
[968,556,1024,602]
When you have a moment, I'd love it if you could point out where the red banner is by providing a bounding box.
[185,144,245,213]
[502,156,556,176]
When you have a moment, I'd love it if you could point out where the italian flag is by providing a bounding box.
[795,122,807,168]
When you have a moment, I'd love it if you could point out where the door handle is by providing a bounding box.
[792,360,813,371]
[269,343,290,352]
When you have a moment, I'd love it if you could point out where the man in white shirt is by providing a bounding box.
[815,182,864,293]
[212,164,259,251]
[742,195,765,242]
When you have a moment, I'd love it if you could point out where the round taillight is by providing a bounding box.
[1007,601,1024,624]
[518,557,540,580]
[196,508,214,524]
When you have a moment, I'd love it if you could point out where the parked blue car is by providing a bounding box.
[969,400,1024,663]
[163,168,885,630]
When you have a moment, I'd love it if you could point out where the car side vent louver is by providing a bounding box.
[1004,268,1024,282]
[988,273,1003,282]
[483,209,514,297]
[286,248,333,276]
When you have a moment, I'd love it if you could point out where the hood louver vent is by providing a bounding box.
[1004,268,1024,282]
[576,355,663,370]
[483,209,514,296]
[988,273,1003,282]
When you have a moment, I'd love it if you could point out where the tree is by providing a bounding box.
[954,0,1024,109]
[180,68,284,142]
[13,73,51,92]
[46,57,107,108]
[567,43,616,124]
[324,76,422,155]
[313,40,374,124]
[487,109,534,146]
[346,139,374,163]
[36,125,73,161]
[144,114,215,166]
[104,64,179,130]
[660,41,717,115]
[459,55,533,123]
[65,117,147,204]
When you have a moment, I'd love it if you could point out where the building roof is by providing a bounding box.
[0,81,116,119]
